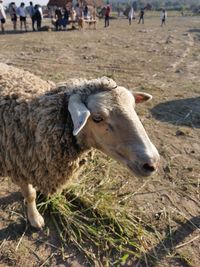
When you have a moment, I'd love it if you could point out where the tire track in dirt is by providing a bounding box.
[171,33,194,71]
[11,56,139,75]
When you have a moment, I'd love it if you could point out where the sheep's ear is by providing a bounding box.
[68,94,91,136]
[133,92,152,104]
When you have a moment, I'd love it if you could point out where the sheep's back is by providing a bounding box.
[0,63,86,194]
[0,63,55,182]
[0,63,54,99]
[0,64,115,194]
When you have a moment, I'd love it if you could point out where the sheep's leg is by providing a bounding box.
[20,183,44,229]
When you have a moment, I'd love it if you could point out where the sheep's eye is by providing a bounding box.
[92,115,103,123]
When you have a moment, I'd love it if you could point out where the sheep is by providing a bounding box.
[0,63,160,229]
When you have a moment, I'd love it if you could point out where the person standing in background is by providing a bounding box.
[34,4,42,30]
[75,3,81,21]
[161,9,167,26]
[63,6,69,31]
[71,6,76,29]
[0,0,6,33]
[83,5,88,19]
[55,6,62,30]
[28,1,35,31]
[104,4,110,27]
[138,8,145,24]
[128,7,134,25]
[17,2,27,31]
[9,2,18,30]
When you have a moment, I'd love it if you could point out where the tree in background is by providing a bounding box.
[110,0,200,13]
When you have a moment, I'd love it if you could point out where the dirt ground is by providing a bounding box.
[0,13,200,267]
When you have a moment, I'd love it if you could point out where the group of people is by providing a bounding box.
[53,3,98,31]
[53,6,70,31]
[128,7,167,26]
[53,4,85,31]
[0,1,43,32]
[28,2,43,31]
[0,1,110,33]
[0,0,169,34]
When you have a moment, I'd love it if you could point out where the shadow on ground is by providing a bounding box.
[188,28,200,33]
[1,191,200,266]
[138,215,200,267]
[0,31,26,35]
[151,97,200,128]
[0,191,22,207]
[0,192,90,266]
[188,28,200,41]
[0,192,30,241]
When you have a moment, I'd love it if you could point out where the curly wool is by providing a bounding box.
[0,63,117,195]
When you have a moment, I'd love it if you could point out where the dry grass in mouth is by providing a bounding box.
[37,153,160,266]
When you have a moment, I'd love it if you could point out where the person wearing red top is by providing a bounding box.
[104,4,110,27]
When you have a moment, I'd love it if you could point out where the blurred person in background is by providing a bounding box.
[104,4,110,27]
[161,9,167,26]
[138,7,145,24]
[71,6,76,29]
[63,6,69,30]
[75,2,82,21]
[128,6,134,25]
[17,2,27,31]
[83,4,88,19]
[28,1,35,31]
[0,0,6,33]
[34,4,43,30]
[55,6,62,30]
[9,2,18,30]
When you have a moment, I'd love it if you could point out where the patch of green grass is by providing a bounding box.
[38,153,159,266]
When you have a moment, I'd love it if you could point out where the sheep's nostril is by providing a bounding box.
[142,163,156,173]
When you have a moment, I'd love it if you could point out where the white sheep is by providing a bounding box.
[0,63,160,228]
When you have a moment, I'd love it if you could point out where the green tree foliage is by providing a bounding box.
[111,0,200,11]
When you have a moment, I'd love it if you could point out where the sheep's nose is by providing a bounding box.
[140,145,160,175]
[142,163,156,173]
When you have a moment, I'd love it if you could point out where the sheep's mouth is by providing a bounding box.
[127,162,154,177]
[112,151,152,177]
[101,147,155,177]
[118,152,158,177]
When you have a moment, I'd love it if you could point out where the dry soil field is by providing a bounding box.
[0,13,200,267]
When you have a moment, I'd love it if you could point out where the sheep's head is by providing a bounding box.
[68,81,160,177]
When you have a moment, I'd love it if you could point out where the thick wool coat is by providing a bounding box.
[0,63,116,195]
